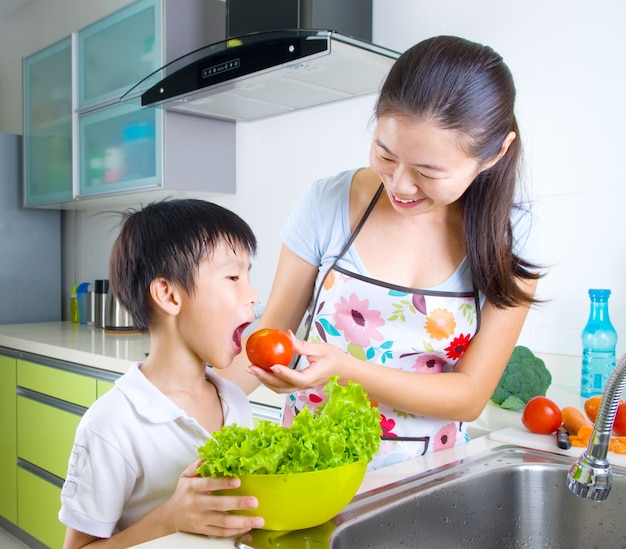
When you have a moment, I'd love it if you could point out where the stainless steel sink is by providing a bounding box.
[236,446,626,548]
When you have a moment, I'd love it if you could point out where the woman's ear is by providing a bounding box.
[149,278,181,316]
[482,131,517,171]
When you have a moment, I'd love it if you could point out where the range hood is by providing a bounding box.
[122,29,400,122]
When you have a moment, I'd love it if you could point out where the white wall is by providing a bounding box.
[1,0,624,362]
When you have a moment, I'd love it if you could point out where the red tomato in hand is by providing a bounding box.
[246,329,294,370]
[522,396,563,434]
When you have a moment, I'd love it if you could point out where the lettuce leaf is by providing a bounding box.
[197,376,381,476]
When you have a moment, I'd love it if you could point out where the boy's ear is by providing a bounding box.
[149,278,181,315]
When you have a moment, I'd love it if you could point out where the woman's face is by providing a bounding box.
[369,115,488,216]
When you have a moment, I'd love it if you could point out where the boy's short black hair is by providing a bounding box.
[109,198,257,331]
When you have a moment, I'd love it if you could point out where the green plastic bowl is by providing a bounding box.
[221,460,367,531]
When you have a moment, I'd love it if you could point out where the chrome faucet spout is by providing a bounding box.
[568,352,626,501]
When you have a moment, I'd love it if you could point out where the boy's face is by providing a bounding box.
[177,240,258,369]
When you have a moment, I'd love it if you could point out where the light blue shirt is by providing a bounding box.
[281,168,538,309]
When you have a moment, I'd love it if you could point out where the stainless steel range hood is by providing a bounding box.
[122,29,400,122]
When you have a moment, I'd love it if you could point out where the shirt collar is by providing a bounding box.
[116,362,227,425]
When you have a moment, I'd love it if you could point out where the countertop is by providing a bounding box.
[0,321,592,548]
[0,320,283,407]
[0,320,149,373]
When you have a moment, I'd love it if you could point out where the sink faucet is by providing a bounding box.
[568,352,626,501]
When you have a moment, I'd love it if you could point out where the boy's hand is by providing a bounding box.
[162,459,264,537]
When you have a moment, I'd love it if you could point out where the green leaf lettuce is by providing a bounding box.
[197,376,381,477]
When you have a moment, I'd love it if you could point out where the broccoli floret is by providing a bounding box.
[490,346,552,410]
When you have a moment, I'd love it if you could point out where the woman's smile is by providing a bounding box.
[390,193,424,208]
[370,116,490,216]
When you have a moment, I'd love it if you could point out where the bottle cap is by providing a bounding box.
[95,279,109,294]
[589,289,611,299]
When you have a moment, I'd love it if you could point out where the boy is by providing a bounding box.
[59,199,264,548]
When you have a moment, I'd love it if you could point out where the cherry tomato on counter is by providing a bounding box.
[584,395,603,423]
[613,402,626,436]
[522,396,563,435]
[584,395,626,435]
[246,328,294,371]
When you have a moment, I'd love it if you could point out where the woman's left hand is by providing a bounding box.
[247,333,348,393]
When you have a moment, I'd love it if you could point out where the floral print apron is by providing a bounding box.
[282,184,481,470]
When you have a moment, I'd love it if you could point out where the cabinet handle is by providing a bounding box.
[16,386,87,416]
[17,457,64,488]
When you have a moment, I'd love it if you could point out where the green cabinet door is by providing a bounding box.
[17,396,84,479]
[97,378,117,397]
[17,359,97,408]
[17,467,65,549]
[0,355,17,522]
[5,355,121,546]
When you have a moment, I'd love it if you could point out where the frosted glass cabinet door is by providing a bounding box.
[78,0,161,109]
[23,36,74,206]
[79,102,162,197]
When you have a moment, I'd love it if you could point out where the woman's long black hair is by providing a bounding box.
[375,35,541,308]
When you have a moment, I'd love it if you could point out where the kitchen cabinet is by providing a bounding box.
[16,467,65,549]
[78,0,161,111]
[77,95,235,204]
[22,35,74,206]
[23,0,234,209]
[16,391,80,548]
[0,355,17,523]
[98,378,116,397]
[0,350,120,548]
[76,0,163,201]
[17,358,97,406]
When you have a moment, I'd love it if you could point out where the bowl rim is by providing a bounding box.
[234,459,367,480]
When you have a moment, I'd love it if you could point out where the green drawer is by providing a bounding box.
[17,395,82,479]
[17,466,65,549]
[97,378,116,397]
[0,355,17,522]
[17,359,97,407]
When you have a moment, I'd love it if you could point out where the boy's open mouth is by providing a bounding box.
[233,322,251,352]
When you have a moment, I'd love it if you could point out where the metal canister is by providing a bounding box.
[105,289,134,331]
[94,279,109,329]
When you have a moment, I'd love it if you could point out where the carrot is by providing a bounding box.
[611,437,626,454]
[562,406,594,446]
[562,406,594,437]
[561,406,626,454]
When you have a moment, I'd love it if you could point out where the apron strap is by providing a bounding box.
[335,182,385,259]
[292,182,384,368]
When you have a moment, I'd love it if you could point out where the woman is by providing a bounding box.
[228,35,542,469]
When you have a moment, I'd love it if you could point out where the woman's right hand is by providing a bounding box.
[161,459,264,537]
[249,333,354,393]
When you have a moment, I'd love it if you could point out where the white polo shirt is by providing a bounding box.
[58,362,253,539]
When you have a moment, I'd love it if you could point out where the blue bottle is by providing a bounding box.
[581,289,618,397]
